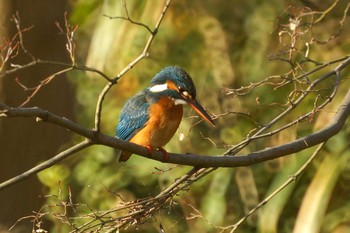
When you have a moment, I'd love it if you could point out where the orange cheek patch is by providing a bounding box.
[166,80,179,91]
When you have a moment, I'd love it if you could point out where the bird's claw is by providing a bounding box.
[146,145,154,157]
[145,145,169,162]
[157,147,169,162]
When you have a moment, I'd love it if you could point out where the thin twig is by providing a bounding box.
[103,0,153,34]
[1,59,112,81]
[18,67,72,107]
[227,142,327,232]
[0,140,92,191]
[12,12,36,61]
[94,0,172,131]
[225,56,350,156]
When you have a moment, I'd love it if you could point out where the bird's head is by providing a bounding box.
[149,66,215,126]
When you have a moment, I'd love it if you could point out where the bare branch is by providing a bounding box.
[17,67,72,107]
[224,56,349,156]
[11,12,36,61]
[312,1,350,44]
[1,58,109,81]
[1,2,350,231]
[0,140,92,191]
[103,0,153,34]
[227,142,327,232]
[0,85,348,191]
[0,13,34,71]
[55,12,78,64]
[0,0,173,191]
[94,0,172,131]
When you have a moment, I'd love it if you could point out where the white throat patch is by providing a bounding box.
[149,83,168,92]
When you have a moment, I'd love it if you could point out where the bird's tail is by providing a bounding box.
[117,150,132,162]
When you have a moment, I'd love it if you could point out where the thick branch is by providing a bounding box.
[0,88,349,171]
[166,89,350,167]
[225,55,350,155]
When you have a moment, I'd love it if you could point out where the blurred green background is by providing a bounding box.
[1,0,350,232]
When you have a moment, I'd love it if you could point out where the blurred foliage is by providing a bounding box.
[36,0,350,232]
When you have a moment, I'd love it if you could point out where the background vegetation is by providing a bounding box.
[1,0,349,232]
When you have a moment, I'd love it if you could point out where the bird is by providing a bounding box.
[116,66,215,162]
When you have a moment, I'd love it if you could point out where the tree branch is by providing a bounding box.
[1,59,113,81]
[93,0,172,131]
[103,0,153,34]
[0,140,92,191]
[227,141,327,232]
[2,2,349,232]
[0,85,349,191]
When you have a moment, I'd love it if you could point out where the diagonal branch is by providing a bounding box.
[1,59,112,81]
[0,86,349,191]
[224,55,350,156]
[227,142,327,232]
[94,0,172,132]
[0,140,92,191]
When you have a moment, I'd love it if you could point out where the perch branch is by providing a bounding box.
[0,87,348,190]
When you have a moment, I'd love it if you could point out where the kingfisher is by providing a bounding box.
[116,66,215,162]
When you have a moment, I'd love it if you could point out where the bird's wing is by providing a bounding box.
[116,90,150,141]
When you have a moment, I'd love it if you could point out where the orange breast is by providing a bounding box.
[129,97,183,148]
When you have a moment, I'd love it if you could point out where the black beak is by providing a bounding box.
[186,98,215,127]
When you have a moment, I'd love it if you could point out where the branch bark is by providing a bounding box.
[0,140,92,191]
[0,86,349,191]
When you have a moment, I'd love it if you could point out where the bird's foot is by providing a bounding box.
[145,145,154,157]
[145,145,169,162]
[157,147,169,162]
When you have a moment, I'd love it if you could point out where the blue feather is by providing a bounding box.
[151,66,196,99]
[116,66,197,141]
[116,89,150,141]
